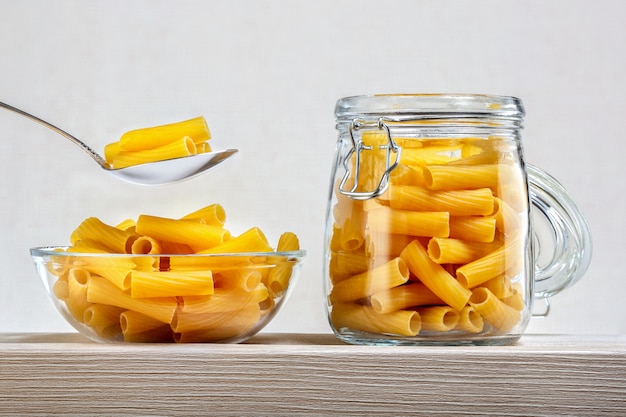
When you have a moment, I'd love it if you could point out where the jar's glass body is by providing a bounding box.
[324,94,533,345]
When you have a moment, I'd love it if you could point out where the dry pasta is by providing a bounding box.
[213,268,262,292]
[449,216,497,242]
[329,257,409,303]
[48,203,302,343]
[414,306,459,332]
[367,207,449,238]
[469,287,520,332]
[455,306,484,333]
[71,217,137,253]
[111,136,197,169]
[136,215,230,251]
[118,116,210,151]
[423,164,501,191]
[330,303,421,337]
[327,137,529,340]
[104,116,212,169]
[456,234,523,288]
[427,237,501,265]
[370,283,443,314]
[129,270,214,298]
[181,203,226,226]
[197,227,272,254]
[400,240,471,312]
[389,184,494,216]
[87,275,178,324]
[171,303,261,333]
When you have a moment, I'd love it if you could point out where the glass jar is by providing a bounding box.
[323,94,592,345]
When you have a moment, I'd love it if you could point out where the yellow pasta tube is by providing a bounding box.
[450,149,501,165]
[423,164,501,191]
[173,320,256,343]
[168,254,253,271]
[389,164,426,186]
[478,275,513,298]
[73,256,135,290]
[469,287,520,332]
[489,197,522,235]
[180,203,226,226]
[337,217,365,251]
[92,324,123,340]
[52,277,69,300]
[65,268,92,323]
[270,232,300,269]
[266,264,293,295]
[415,306,459,332]
[111,136,197,169]
[83,304,124,330]
[120,310,170,336]
[171,303,261,333]
[329,257,410,303]
[333,194,366,227]
[330,303,421,337]
[367,207,450,238]
[400,240,471,312]
[456,234,523,288]
[71,239,112,253]
[213,268,262,292]
[197,227,272,254]
[501,283,525,311]
[389,185,494,216]
[329,224,343,252]
[118,116,210,151]
[131,236,162,254]
[129,270,214,298]
[455,306,484,333]
[365,232,415,259]
[71,217,137,253]
[124,325,174,343]
[196,141,212,154]
[104,141,120,162]
[159,241,194,254]
[370,283,443,314]
[136,215,230,251]
[178,285,269,315]
[86,275,177,324]
[427,237,501,265]
[400,145,462,166]
[359,131,390,193]
[449,216,496,242]
[47,250,72,277]
[329,251,373,284]
[115,218,136,231]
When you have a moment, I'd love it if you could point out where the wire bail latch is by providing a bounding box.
[338,118,401,200]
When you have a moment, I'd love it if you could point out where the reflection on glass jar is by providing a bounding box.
[324,94,592,346]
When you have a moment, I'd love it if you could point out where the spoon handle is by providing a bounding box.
[0,101,110,169]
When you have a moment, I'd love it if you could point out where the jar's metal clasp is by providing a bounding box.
[338,118,401,200]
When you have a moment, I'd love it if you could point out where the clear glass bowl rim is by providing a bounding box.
[31,246,307,260]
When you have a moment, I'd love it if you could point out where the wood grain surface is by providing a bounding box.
[1,333,624,416]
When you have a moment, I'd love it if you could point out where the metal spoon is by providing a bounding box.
[0,101,238,185]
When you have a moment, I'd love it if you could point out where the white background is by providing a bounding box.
[0,0,624,336]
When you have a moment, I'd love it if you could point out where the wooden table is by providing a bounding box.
[1,333,624,416]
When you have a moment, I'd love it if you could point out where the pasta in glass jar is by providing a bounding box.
[324,94,591,345]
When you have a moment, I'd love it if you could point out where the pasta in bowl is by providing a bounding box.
[31,247,306,343]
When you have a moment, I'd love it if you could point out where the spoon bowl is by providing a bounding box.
[0,101,238,185]
[111,148,238,185]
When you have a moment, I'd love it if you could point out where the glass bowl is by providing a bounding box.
[31,246,306,343]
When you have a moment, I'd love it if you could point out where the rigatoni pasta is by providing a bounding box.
[327,135,530,340]
[104,116,213,169]
[41,203,302,343]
